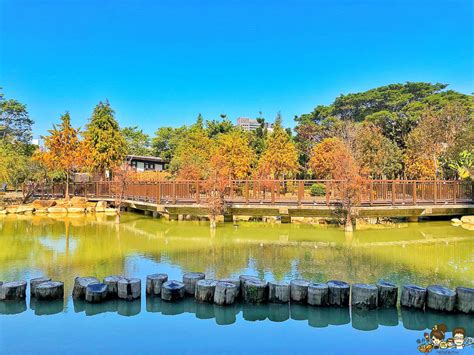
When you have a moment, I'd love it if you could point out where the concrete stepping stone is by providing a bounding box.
[161,280,185,302]
[73,277,99,299]
[30,277,51,296]
[195,279,218,302]
[400,284,426,309]
[376,280,398,307]
[146,274,168,296]
[103,275,124,298]
[243,279,267,303]
[327,280,350,307]
[183,272,205,295]
[426,285,456,312]
[268,281,290,303]
[214,281,238,306]
[117,278,141,300]
[455,286,474,314]
[290,279,310,303]
[35,281,64,300]
[308,283,329,306]
[0,281,27,300]
[351,283,378,309]
[86,283,108,303]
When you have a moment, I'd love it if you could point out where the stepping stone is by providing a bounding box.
[290,279,310,303]
[455,287,474,314]
[327,280,350,307]
[35,281,64,300]
[351,283,378,309]
[426,285,456,312]
[0,281,27,300]
[243,279,267,303]
[103,275,124,298]
[400,284,426,309]
[72,277,99,299]
[376,280,398,308]
[161,280,185,302]
[239,275,259,290]
[220,278,240,297]
[195,279,218,302]
[183,272,205,295]
[85,283,108,303]
[308,283,329,306]
[30,277,51,296]
[117,278,141,300]
[146,274,168,296]
[214,282,238,306]
[268,281,290,303]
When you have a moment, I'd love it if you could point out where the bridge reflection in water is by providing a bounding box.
[1,297,472,335]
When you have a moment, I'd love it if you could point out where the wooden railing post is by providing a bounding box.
[196,180,200,204]
[325,181,330,206]
[271,181,275,204]
[245,181,249,203]
[391,181,395,205]
[369,181,373,206]
[413,181,417,205]
[297,181,304,206]
[433,180,437,205]
[156,182,161,204]
[172,181,177,204]
[453,181,457,204]
[84,182,87,198]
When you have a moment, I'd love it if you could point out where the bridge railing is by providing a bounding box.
[32,179,474,206]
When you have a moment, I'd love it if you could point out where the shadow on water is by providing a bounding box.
[1,296,472,336]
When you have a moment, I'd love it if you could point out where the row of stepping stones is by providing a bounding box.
[145,274,473,313]
[1,276,472,313]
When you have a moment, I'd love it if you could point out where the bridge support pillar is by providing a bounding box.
[223,214,233,223]
[407,216,419,222]
[281,215,291,224]
[167,213,178,221]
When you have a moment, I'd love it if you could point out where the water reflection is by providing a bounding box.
[1,214,472,296]
[30,298,64,315]
[0,300,27,315]
[0,297,472,336]
[73,299,141,317]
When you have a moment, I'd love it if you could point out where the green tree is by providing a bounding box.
[151,126,187,162]
[85,101,126,177]
[0,91,34,144]
[205,115,235,138]
[122,126,151,156]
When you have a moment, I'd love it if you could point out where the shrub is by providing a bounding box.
[310,183,326,197]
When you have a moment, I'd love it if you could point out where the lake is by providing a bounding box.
[0,213,473,354]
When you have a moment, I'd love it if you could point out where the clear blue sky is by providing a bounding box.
[1,0,472,139]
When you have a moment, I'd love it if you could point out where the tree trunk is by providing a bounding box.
[65,173,70,201]
[344,212,353,232]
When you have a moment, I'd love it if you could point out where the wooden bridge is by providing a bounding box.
[39,179,474,221]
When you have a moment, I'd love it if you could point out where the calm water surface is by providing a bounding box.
[0,213,473,354]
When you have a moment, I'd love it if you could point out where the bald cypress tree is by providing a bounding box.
[86,100,126,178]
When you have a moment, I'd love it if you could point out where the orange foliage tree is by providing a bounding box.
[214,131,255,180]
[310,137,366,231]
[257,121,299,179]
[35,112,91,200]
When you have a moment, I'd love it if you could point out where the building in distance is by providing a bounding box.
[126,155,167,172]
[236,117,274,132]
